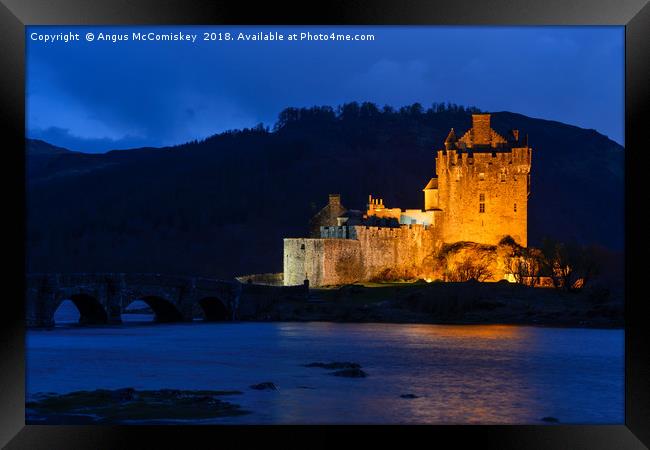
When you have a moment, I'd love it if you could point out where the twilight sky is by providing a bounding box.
[26,26,624,152]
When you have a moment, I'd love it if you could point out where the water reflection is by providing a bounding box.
[401,323,525,340]
[26,322,623,424]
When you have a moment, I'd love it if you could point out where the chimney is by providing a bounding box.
[511,129,519,141]
[329,194,341,205]
[471,114,491,146]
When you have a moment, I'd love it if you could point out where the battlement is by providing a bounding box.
[320,225,353,239]
[436,147,531,175]
[352,223,436,241]
[320,222,439,240]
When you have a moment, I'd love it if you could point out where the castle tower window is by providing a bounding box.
[479,172,485,181]
[479,193,485,202]
[514,203,517,212]
[479,203,485,213]
[300,244,305,250]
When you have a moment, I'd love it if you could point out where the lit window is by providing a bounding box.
[479,172,485,180]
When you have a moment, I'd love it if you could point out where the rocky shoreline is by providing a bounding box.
[26,388,250,424]
[26,361,373,424]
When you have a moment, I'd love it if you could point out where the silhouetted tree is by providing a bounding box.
[539,238,600,291]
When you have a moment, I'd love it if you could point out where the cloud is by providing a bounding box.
[344,59,432,105]
[26,26,624,149]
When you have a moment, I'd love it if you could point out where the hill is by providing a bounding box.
[26,103,624,279]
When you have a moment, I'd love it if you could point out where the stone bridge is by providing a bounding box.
[26,273,310,328]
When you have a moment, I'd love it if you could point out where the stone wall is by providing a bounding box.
[283,238,362,286]
[284,223,443,286]
[352,225,441,281]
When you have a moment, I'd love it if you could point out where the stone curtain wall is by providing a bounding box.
[283,238,362,286]
[437,147,531,247]
[284,224,443,286]
[353,225,440,281]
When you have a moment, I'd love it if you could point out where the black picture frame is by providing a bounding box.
[1,0,648,448]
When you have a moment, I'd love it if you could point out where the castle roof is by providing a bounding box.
[423,177,438,190]
[339,209,363,218]
[452,113,509,149]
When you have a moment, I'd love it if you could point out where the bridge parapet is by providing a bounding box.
[26,273,241,328]
[26,273,309,328]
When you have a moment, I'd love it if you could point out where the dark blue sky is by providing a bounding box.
[26,26,624,152]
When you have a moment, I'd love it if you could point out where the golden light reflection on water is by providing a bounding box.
[399,323,525,340]
[271,322,542,423]
[384,325,536,423]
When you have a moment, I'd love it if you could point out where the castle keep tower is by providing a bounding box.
[283,112,533,286]
[426,113,532,246]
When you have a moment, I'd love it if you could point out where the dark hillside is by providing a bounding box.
[26,103,624,278]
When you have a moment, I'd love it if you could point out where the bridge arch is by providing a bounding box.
[198,296,230,321]
[126,295,184,323]
[26,274,251,328]
[54,293,108,325]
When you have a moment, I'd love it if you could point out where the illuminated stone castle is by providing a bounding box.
[284,114,532,286]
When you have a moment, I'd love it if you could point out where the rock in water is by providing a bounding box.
[400,394,419,399]
[304,361,361,369]
[541,416,559,423]
[250,382,278,390]
[331,368,368,378]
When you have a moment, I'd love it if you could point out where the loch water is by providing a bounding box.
[26,304,624,424]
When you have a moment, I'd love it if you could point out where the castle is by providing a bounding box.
[283,114,532,286]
